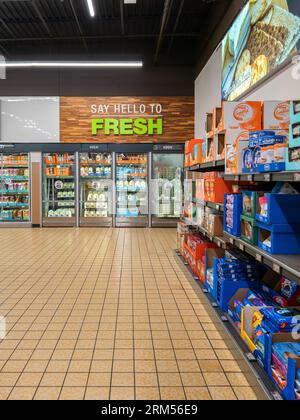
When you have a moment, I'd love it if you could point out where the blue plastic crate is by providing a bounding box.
[256,193,300,225]
[258,221,300,255]
[224,193,243,237]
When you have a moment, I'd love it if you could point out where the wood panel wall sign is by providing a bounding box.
[60,97,194,143]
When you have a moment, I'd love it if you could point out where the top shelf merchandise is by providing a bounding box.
[0,153,30,223]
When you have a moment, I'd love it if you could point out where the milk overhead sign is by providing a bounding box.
[91,102,164,136]
[60,96,194,143]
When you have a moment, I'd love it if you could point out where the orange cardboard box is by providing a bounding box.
[263,101,290,130]
[222,101,262,131]
[225,130,249,175]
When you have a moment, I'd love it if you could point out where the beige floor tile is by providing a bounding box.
[34,387,61,400]
[60,387,85,400]
[40,372,66,387]
[111,372,134,387]
[136,387,160,400]
[204,372,230,387]
[0,228,266,401]
[180,372,205,387]
[160,387,185,400]
[87,372,111,387]
[233,387,259,401]
[16,372,43,387]
[84,387,110,400]
[91,360,113,373]
[209,387,237,401]
[135,360,156,373]
[135,373,158,387]
[0,387,12,400]
[158,372,182,387]
[9,387,36,400]
[185,387,211,401]
[64,372,89,387]
[110,387,134,400]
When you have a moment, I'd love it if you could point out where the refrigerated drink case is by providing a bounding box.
[0,153,31,225]
[79,152,113,227]
[151,153,183,227]
[43,153,76,227]
[116,153,149,227]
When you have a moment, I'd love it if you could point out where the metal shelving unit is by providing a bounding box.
[223,232,300,286]
[224,172,300,182]
[185,159,225,173]
[183,217,227,250]
[175,250,280,401]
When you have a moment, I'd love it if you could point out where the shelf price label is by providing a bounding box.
[294,173,300,182]
[255,253,262,263]
[239,243,245,252]
[272,263,281,274]
[264,174,271,182]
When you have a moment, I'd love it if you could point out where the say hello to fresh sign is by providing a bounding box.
[91,102,164,136]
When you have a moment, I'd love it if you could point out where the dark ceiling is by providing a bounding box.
[0,0,232,66]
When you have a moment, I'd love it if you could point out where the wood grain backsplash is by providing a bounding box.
[60,96,194,143]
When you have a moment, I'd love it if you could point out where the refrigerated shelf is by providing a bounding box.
[0,153,31,225]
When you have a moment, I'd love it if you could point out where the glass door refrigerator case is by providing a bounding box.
[79,152,113,227]
[151,152,184,227]
[116,153,149,227]
[0,153,30,225]
[43,153,76,227]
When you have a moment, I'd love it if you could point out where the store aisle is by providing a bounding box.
[0,228,267,400]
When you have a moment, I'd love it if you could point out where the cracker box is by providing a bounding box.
[225,130,249,174]
[263,101,290,130]
[222,101,262,131]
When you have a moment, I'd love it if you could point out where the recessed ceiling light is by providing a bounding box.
[0,61,143,68]
[124,0,137,4]
[86,0,95,17]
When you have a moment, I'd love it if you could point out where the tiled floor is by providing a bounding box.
[0,228,267,400]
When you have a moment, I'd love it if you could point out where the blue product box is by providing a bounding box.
[224,194,243,237]
[256,193,300,225]
[258,221,300,255]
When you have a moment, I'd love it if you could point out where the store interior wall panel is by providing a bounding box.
[31,160,41,226]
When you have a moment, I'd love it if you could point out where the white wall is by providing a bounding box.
[0,97,59,143]
[195,49,300,137]
[195,47,222,138]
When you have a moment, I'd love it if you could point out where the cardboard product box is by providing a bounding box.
[225,130,249,174]
[204,172,234,203]
[263,101,290,130]
[222,101,262,131]
[195,177,205,201]
[191,139,205,165]
[206,134,216,163]
[208,214,223,237]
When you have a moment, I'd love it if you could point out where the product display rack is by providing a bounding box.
[42,152,76,227]
[176,249,281,401]
[115,153,149,227]
[186,159,225,173]
[79,152,113,227]
[0,153,31,226]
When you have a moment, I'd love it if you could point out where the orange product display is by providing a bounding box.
[182,234,218,284]
[44,153,73,165]
[203,172,234,203]
[185,139,204,167]
[263,101,290,131]
[45,166,71,177]
[222,101,262,131]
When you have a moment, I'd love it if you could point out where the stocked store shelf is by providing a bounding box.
[193,198,224,212]
[224,172,300,183]
[224,232,300,286]
[186,159,225,172]
[176,251,280,401]
[183,217,227,249]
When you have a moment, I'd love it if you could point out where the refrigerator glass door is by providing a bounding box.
[152,153,183,220]
[0,153,30,223]
[116,153,148,224]
[79,153,113,226]
[43,153,76,225]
